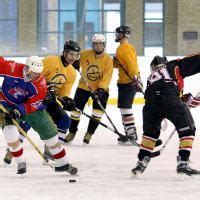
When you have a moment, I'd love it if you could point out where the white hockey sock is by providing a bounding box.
[8,143,25,164]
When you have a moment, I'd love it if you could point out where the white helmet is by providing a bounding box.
[26,56,43,73]
[92,34,106,43]
[23,56,43,82]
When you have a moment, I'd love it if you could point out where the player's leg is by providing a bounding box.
[65,88,90,143]
[24,110,77,175]
[117,83,137,144]
[83,91,109,144]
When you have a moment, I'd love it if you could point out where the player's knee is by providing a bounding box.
[43,135,60,148]
[3,125,19,143]
[178,126,196,137]
[56,114,71,130]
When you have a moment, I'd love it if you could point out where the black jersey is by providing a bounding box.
[145,53,200,97]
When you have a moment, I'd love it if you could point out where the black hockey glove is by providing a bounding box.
[72,59,80,71]
[43,84,56,105]
[91,88,106,101]
[132,76,143,93]
[181,93,200,108]
[6,108,21,120]
[62,96,76,111]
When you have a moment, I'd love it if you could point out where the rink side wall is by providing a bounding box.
[2,56,200,105]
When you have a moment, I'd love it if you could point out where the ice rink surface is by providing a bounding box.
[0,105,200,200]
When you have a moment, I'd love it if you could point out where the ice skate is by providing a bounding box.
[83,132,92,145]
[131,156,151,177]
[17,162,27,174]
[3,148,13,165]
[118,126,138,146]
[64,132,76,144]
[177,156,200,176]
[55,163,78,175]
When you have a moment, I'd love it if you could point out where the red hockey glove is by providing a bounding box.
[132,76,143,93]
[181,93,200,108]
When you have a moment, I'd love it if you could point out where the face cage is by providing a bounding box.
[92,42,105,54]
[23,66,32,82]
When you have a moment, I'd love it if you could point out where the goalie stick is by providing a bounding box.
[151,91,200,158]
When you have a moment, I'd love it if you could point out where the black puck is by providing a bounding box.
[69,179,76,183]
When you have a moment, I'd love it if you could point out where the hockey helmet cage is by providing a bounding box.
[115,25,131,42]
[150,56,168,72]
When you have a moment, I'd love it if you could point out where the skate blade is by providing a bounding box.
[42,160,55,166]
[82,142,89,147]
[177,173,200,180]
[118,141,138,146]
[63,141,73,146]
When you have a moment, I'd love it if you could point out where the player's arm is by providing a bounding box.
[123,48,140,77]
[0,57,20,75]
[16,81,47,115]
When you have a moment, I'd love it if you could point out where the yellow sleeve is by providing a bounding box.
[98,57,113,90]
[42,57,52,78]
[123,47,139,77]
[113,57,119,69]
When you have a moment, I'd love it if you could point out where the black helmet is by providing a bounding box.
[115,25,131,42]
[150,56,168,72]
[63,40,81,52]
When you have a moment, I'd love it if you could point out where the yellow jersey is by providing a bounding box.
[79,50,113,92]
[42,55,77,98]
[114,42,139,84]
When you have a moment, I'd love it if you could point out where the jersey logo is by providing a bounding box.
[8,87,28,98]
[87,65,102,81]
[31,101,42,109]
[50,74,67,90]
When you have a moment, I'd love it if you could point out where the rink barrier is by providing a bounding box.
[87,97,145,105]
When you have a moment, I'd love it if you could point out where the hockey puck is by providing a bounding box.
[69,179,76,183]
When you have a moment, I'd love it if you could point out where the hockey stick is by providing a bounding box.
[78,70,121,135]
[75,107,140,147]
[75,107,163,148]
[151,91,200,158]
[151,128,176,158]
[113,56,144,94]
[0,105,54,169]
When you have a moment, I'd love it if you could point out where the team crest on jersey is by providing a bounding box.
[31,101,42,109]
[8,87,28,98]
[51,74,67,90]
[87,65,102,81]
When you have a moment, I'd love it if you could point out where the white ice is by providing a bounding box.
[0,104,200,200]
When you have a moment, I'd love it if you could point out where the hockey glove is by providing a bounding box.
[62,96,76,111]
[6,108,21,120]
[43,84,56,105]
[132,76,143,93]
[181,93,200,108]
[91,88,106,102]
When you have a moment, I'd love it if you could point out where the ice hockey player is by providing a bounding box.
[0,56,78,175]
[3,40,80,163]
[113,25,143,145]
[132,54,200,177]
[65,34,113,144]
